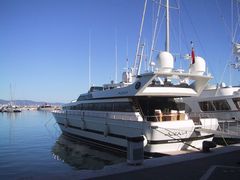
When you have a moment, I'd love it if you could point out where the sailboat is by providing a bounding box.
[3,84,22,113]
[52,0,218,154]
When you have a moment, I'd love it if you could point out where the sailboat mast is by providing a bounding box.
[166,0,170,52]
[133,0,148,76]
[10,84,13,106]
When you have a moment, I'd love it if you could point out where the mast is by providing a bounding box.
[166,0,170,52]
[149,0,161,67]
[133,0,148,76]
[10,83,13,106]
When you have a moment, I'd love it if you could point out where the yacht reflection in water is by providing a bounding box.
[52,134,125,170]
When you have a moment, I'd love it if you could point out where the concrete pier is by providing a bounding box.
[86,145,240,180]
[36,144,240,179]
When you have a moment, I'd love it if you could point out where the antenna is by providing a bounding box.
[115,29,118,83]
[88,31,91,89]
[166,0,170,52]
[178,0,182,69]
[126,37,129,72]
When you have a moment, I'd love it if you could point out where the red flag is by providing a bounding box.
[191,47,195,64]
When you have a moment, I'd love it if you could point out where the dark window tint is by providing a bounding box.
[199,101,215,111]
[233,98,240,110]
[212,100,230,111]
[68,102,134,112]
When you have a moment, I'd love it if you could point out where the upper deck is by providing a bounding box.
[76,71,212,101]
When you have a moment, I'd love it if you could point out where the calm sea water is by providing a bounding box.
[0,111,125,179]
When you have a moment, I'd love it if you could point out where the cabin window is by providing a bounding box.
[63,106,70,110]
[89,86,103,92]
[233,98,240,110]
[176,102,191,112]
[105,103,113,111]
[138,97,179,119]
[82,103,89,110]
[68,102,134,112]
[199,101,215,111]
[78,104,82,110]
[113,102,133,112]
[212,100,230,111]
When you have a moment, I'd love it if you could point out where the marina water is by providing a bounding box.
[0,111,125,179]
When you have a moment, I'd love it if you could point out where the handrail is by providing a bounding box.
[53,110,142,121]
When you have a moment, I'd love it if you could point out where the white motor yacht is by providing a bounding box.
[184,83,240,122]
[53,0,219,154]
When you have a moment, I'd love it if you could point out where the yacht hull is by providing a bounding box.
[53,110,218,154]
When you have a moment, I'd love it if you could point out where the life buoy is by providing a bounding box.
[135,82,141,89]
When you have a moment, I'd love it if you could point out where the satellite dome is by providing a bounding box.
[157,51,174,72]
[189,56,206,75]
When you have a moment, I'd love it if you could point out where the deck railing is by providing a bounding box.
[53,110,142,121]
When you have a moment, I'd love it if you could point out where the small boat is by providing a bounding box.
[2,105,21,113]
[37,104,55,111]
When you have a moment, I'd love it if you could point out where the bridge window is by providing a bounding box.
[212,100,230,111]
[199,101,215,111]
[233,98,240,110]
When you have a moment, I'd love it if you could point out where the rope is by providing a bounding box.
[181,0,216,83]
[217,123,228,146]
[215,0,232,41]
[233,1,240,43]
[152,126,201,150]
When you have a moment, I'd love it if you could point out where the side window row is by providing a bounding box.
[199,100,230,112]
[63,102,134,112]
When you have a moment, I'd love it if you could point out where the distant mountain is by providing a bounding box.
[0,99,9,104]
[0,99,64,106]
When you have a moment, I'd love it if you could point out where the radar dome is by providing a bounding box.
[189,56,206,75]
[157,51,174,72]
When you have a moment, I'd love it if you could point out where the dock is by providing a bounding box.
[35,144,240,179]
[85,145,240,180]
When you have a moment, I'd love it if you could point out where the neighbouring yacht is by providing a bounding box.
[52,0,219,154]
[184,0,240,123]
[184,83,240,122]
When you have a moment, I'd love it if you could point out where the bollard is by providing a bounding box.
[127,136,144,165]
[202,141,216,153]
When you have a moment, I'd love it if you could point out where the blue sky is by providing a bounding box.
[0,0,239,103]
